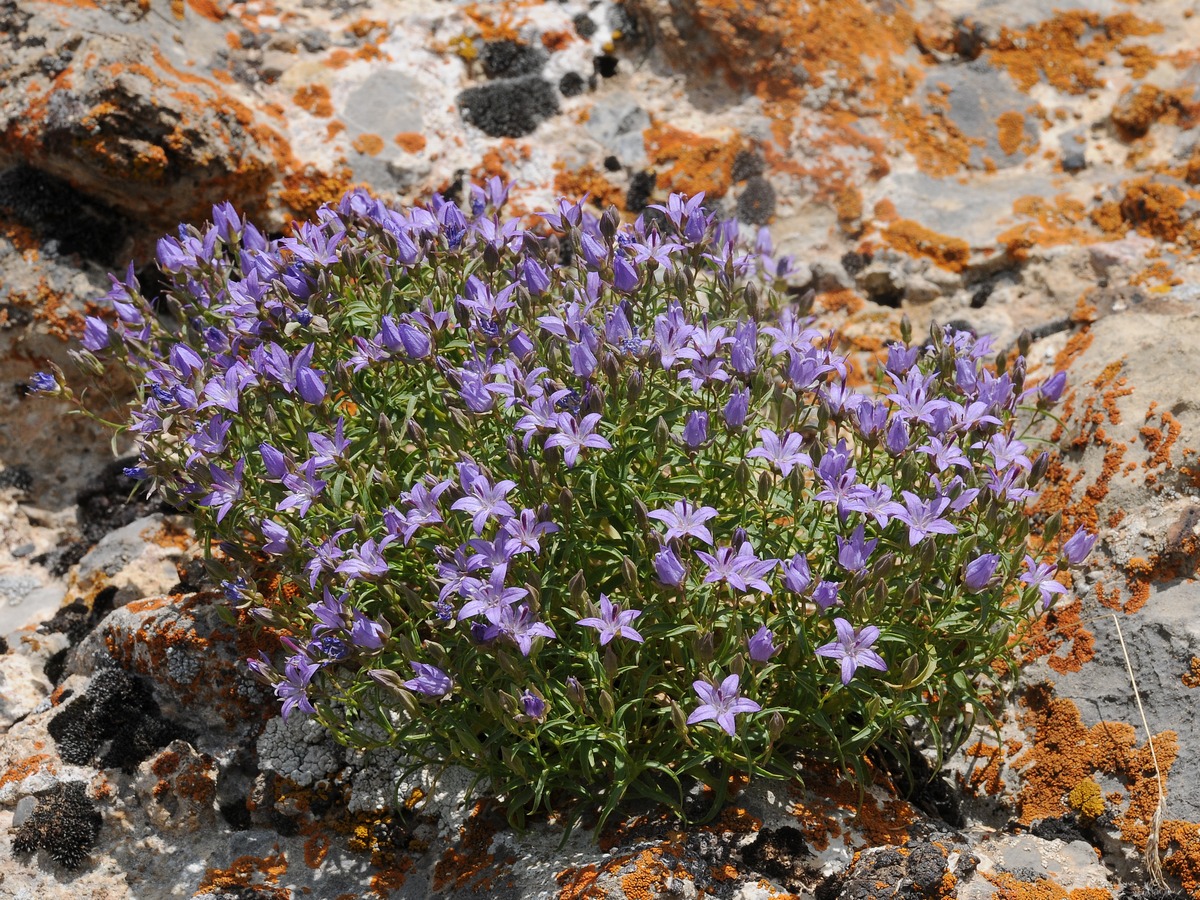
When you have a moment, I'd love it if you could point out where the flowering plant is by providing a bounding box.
[43,182,1092,828]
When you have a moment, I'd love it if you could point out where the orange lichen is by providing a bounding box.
[996,111,1029,156]
[304,833,331,868]
[279,165,355,223]
[541,29,574,52]
[197,853,289,899]
[0,754,54,788]
[997,195,1096,260]
[351,133,385,157]
[552,163,626,213]
[433,801,506,892]
[988,11,1162,95]
[644,122,741,199]
[962,742,1005,795]
[883,220,970,272]
[1020,598,1095,674]
[1183,658,1200,689]
[293,85,334,118]
[394,132,427,153]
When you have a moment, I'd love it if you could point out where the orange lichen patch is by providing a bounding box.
[433,801,506,892]
[541,29,574,52]
[1092,177,1200,245]
[996,111,1030,156]
[279,165,355,223]
[644,122,740,199]
[1130,259,1182,290]
[304,833,331,868]
[0,754,55,788]
[197,852,289,898]
[962,741,1005,795]
[293,85,333,118]
[370,858,415,895]
[186,0,226,22]
[996,195,1097,261]
[883,220,970,272]
[714,805,762,834]
[1182,657,1200,688]
[988,11,1162,95]
[552,163,625,213]
[1012,685,1176,846]
[1111,84,1170,139]
[394,132,427,153]
[469,139,530,187]
[817,289,866,316]
[463,2,529,42]
[351,133,385,156]
[988,874,1115,900]
[788,765,918,848]
[620,849,673,900]
[762,115,890,199]
[1140,407,1182,469]
[1020,599,1095,674]
[556,864,603,900]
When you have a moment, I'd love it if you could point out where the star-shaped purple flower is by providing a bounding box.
[686,673,761,736]
[576,594,644,645]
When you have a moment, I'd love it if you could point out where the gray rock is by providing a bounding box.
[584,94,650,168]
[924,61,1041,170]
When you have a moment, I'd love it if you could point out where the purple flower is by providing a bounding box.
[654,544,687,586]
[649,501,718,545]
[724,388,750,431]
[964,553,1001,592]
[392,479,452,543]
[308,418,351,469]
[520,689,547,720]
[1020,555,1068,609]
[278,460,328,517]
[335,537,395,580]
[836,524,878,573]
[747,626,779,663]
[780,553,812,593]
[917,437,971,472]
[613,254,640,293]
[1061,527,1098,566]
[401,662,453,697]
[522,257,552,295]
[277,654,319,719]
[812,580,841,609]
[502,509,560,556]
[1039,370,1068,404]
[202,460,244,523]
[81,316,111,352]
[261,519,290,554]
[451,474,517,534]
[292,344,326,405]
[458,366,495,413]
[730,320,758,376]
[687,673,760,736]
[490,602,556,656]
[653,304,698,369]
[28,371,58,393]
[815,618,888,685]
[854,401,888,437]
[349,611,386,650]
[696,542,775,593]
[894,492,958,546]
[747,428,811,477]
[545,413,612,467]
[457,567,528,620]
[577,594,644,645]
[885,416,910,456]
[682,411,709,449]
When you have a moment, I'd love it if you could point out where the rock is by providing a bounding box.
[0,650,51,730]
[69,514,192,608]
[584,94,650,168]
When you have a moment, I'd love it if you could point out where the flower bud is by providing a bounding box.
[604,645,619,679]
[768,712,785,740]
[735,459,750,492]
[653,416,669,458]
[724,388,750,431]
[744,282,759,318]
[559,487,574,521]
[627,370,644,402]
[900,315,912,345]
[963,553,1000,592]
[653,545,686,586]
[995,348,1008,375]
[1061,527,1098,566]
[695,631,714,663]
[682,410,708,449]
[929,320,944,349]
[634,497,650,533]
[598,689,615,721]
[730,654,744,677]
[1042,510,1062,546]
[600,206,620,239]
[1029,450,1049,487]
[670,699,689,735]
[757,471,772,503]
[622,555,638,592]
[1017,329,1032,359]
[796,288,815,316]
[583,383,607,417]
[566,676,586,706]
[570,569,588,606]
[1039,370,1068,405]
[731,527,748,549]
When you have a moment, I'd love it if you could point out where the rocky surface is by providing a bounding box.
[4,0,1200,896]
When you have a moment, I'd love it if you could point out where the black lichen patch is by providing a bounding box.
[572,12,596,38]
[0,634,8,654]
[737,176,776,225]
[481,40,547,79]
[559,72,586,97]
[732,150,765,182]
[12,781,102,869]
[459,76,560,138]
[39,599,94,645]
[47,666,185,772]
[741,825,810,891]
[626,170,657,212]
[841,250,873,278]
[0,166,127,263]
[0,465,33,492]
[594,54,619,78]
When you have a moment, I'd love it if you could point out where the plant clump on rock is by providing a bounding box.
[12,781,102,869]
[41,181,1094,830]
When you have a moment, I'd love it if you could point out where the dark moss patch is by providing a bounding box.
[737,176,776,226]
[559,72,586,97]
[603,155,622,172]
[39,599,94,645]
[841,251,873,277]
[12,781,102,869]
[48,666,186,772]
[626,170,657,212]
[481,40,547,79]
[459,76,559,138]
[0,166,127,264]
[0,634,8,654]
